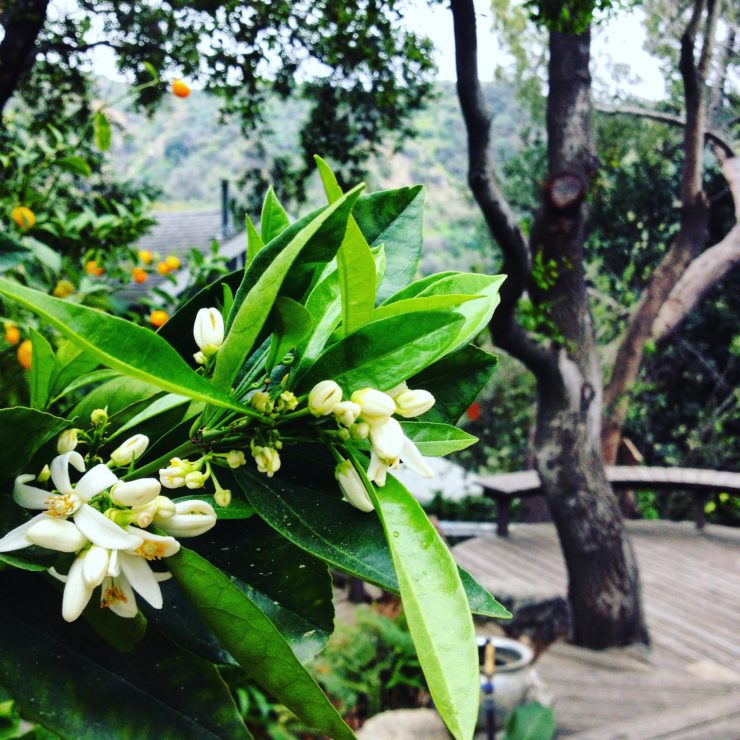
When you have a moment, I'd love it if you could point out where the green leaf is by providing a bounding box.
[0,278,251,414]
[167,548,355,740]
[265,297,313,371]
[359,471,479,740]
[188,517,334,664]
[401,421,478,455]
[353,186,425,303]
[0,571,250,739]
[504,702,556,740]
[108,393,190,441]
[371,293,482,323]
[28,329,57,410]
[24,237,62,272]
[0,408,68,484]
[57,156,91,177]
[411,345,499,424]
[245,213,264,265]
[260,187,290,243]
[93,111,111,151]
[213,185,364,392]
[143,61,159,81]
[50,369,120,403]
[315,156,376,334]
[0,231,30,271]
[235,467,510,620]
[70,376,161,424]
[52,341,101,397]
[297,311,464,394]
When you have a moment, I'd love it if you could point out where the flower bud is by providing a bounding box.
[369,417,405,462]
[351,388,395,425]
[225,450,246,469]
[394,389,435,418]
[193,307,224,356]
[251,391,273,414]
[155,500,217,537]
[110,434,149,466]
[193,350,207,365]
[335,460,374,512]
[350,422,370,440]
[277,391,298,412]
[214,488,232,507]
[110,478,161,507]
[37,464,51,483]
[159,458,192,488]
[308,380,342,416]
[333,401,361,427]
[251,445,281,477]
[185,470,208,489]
[153,495,176,519]
[57,429,79,454]
[386,382,408,398]
[90,408,108,426]
[133,501,158,528]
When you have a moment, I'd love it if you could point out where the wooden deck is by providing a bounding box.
[452,520,740,738]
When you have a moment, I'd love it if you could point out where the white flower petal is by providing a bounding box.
[110,478,160,507]
[26,517,88,553]
[126,526,180,558]
[153,571,172,583]
[48,566,68,583]
[103,575,139,618]
[119,552,162,609]
[0,513,47,552]
[75,464,118,501]
[51,451,85,495]
[62,555,95,622]
[74,505,143,550]
[13,474,48,510]
[108,549,121,577]
[369,417,405,461]
[400,436,434,478]
[82,545,110,587]
[156,500,217,537]
[367,451,388,487]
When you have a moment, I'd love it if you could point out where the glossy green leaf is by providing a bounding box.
[108,393,190,440]
[411,345,499,424]
[213,185,364,391]
[353,186,424,303]
[0,278,251,414]
[167,547,355,740]
[0,231,30,271]
[0,407,68,484]
[400,421,478,455]
[25,236,62,272]
[234,467,510,619]
[297,311,464,394]
[315,156,376,334]
[188,516,334,664]
[70,375,161,424]
[265,297,313,371]
[260,187,291,243]
[504,701,556,740]
[361,471,479,740]
[28,329,57,410]
[245,213,264,265]
[57,156,91,177]
[370,293,481,322]
[93,111,111,151]
[0,571,250,739]
[52,341,101,398]
[50,369,120,402]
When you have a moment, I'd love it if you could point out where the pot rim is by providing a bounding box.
[476,635,534,673]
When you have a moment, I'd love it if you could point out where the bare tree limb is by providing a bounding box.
[0,0,51,116]
[450,0,556,379]
[594,104,735,159]
[653,157,740,341]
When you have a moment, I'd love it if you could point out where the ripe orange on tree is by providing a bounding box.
[17,339,32,369]
[171,79,190,98]
[149,310,169,328]
[11,206,35,230]
[131,267,148,284]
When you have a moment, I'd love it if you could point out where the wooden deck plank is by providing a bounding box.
[451,520,740,736]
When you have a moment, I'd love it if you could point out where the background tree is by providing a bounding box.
[450,0,737,648]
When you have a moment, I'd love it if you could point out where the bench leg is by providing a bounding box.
[694,493,706,530]
[497,498,511,537]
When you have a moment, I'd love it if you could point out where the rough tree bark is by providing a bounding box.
[451,0,649,647]
[601,0,732,464]
[0,0,50,117]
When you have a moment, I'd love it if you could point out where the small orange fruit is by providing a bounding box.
[172,79,191,98]
[85,260,104,276]
[131,267,148,284]
[149,310,169,327]
[17,339,32,369]
[4,324,20,345]
[156,261,170,275]
[165,255,181,270]
[52,279,75,298]
[11,206,35,230]
[138,249,153,264]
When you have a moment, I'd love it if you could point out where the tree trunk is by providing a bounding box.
[0,0,50,116]
[451,0,649,648]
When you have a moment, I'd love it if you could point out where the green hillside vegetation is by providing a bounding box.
[108,80,524,274]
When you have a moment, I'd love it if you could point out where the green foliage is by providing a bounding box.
[313,606,426,720]
[504,701,555,740]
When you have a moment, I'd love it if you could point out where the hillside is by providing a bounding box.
[107,81,525,273]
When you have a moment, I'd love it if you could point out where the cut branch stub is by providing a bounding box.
[548,172,586,210]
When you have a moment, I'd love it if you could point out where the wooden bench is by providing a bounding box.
[476,466,740,536]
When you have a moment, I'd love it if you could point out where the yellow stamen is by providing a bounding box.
[101,586,128,608]
[136,540,167,560]
[45,493,77,518]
